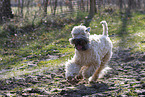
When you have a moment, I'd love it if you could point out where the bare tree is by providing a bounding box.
[18,0,24,17]
[50,0,53,14]
[53,0,57,15]
[60,0,63,13]
[44,0,48,16]
[0,0,13,23]
[86,0,89,12]
[21,0,24,17]
[68,0,74,12]
[88,0,97,18]
[80,0,85,11]
[97,0,102,14]
[137,0,141,9]
[128,0,136,10]
[144,0,145,9]
[119,0,123,11]
[26,0,31,15]
[18,0,20,14]
[85,0,97,26]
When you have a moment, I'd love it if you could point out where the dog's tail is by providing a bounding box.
[100,21,108,36]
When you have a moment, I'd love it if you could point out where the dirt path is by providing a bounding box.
[0,49,145,96]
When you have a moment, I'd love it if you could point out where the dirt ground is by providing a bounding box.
[0,48,145,96]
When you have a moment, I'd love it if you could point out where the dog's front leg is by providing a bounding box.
[65,60,81,81]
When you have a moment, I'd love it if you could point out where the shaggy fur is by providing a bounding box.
[65,21,113,82]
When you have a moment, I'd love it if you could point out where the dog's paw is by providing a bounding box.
[88,77,96,84]
[66,76,79,85]
[88,76,94,83]
[67,76,73,81]
[88,76,92,81]
[75,74,83,80]
[88,76,98,84]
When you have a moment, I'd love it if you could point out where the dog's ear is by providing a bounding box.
[86,27,91,32]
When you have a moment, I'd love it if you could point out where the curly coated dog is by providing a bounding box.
[65,21,113,83]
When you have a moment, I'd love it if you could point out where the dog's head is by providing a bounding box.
[69,25,90,51]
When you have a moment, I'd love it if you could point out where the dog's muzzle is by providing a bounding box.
[71,38,89,51]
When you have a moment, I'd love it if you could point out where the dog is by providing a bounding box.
[65,21,113,83]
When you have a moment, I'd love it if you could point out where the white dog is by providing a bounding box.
[65,21,113,83]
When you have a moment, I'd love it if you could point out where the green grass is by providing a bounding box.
[0,9,145,80]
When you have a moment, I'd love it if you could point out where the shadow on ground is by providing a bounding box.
[117,8,133,51]
[58,82,109,97]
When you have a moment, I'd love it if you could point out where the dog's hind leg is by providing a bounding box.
[89,51,111,82]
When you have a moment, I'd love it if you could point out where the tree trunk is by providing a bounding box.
[44,0,48,16]
[18,0,21,14]
[85,0,96,26]
[144,0,145,9]
[77,1,80,10]
[50,0,53,14]
[119,0,123,10]
[60,0,63,13]
[68,0,74,12]
[21,0,24,17]
[53,0,57,15]
[80,0,85,11]
[97,0,101,14]
[26,0,31,15]
[0,0,13,23]
[128,0,132,11]
[89,0,96,18]
[128,0,136,10]
[137,0,141,9]
[127,0,135,15]
[87,0,89,12]
[102,0,105,8]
